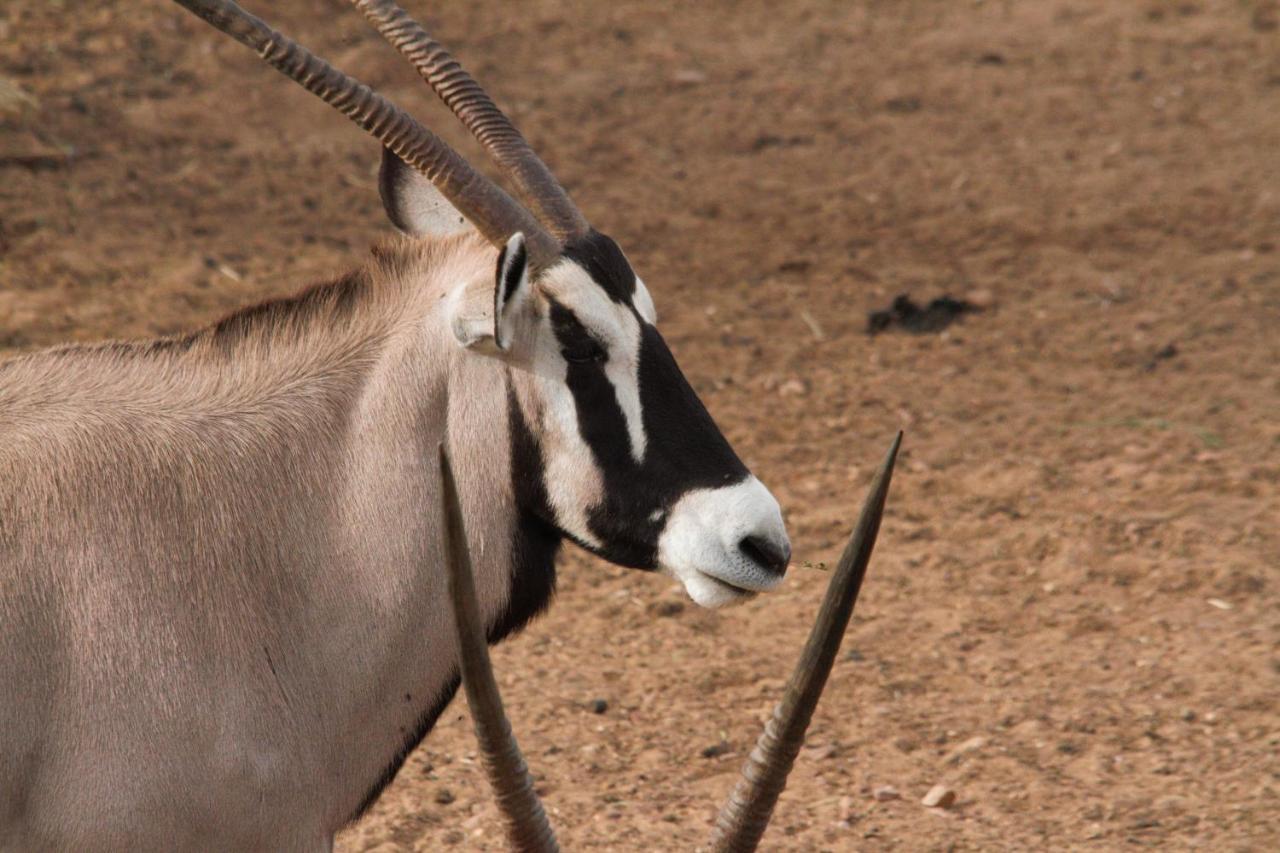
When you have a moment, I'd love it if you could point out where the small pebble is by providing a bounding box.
[701,741,731,759]
[589,698,608,714]
[649,599,684,617]
[965,287,996,309]
[803,743,836,761]
[435,787,456,805]
[921,784,956,809]
[671,68,707,85]
[944,735,988,764]
[873,785,900,802]
[777,377,808,397]
[838,794,854,824]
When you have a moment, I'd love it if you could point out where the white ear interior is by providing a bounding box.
[379,148,471,237]
[449,232,532,352]
[494,232,530,351]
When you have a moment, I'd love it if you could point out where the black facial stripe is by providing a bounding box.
[561,230,637,304]
[492,384,562,645]
[542,300,749,570]
[554,305,639,480]
[549,299,606,363]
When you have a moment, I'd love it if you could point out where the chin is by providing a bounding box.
[677,571,760,609]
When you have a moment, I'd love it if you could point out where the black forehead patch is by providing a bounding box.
[561,230,637,305]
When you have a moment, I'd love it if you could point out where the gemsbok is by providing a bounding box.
[0,1,899,850]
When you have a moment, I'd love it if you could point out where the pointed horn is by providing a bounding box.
[171,0,561,267]
[438,446,560,853]
[708,432,903,853]
[350,0,590,241]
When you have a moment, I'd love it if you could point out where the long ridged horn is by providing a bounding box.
[439,445,560,853]
[171,0,561,267]
[349,0,590,241]
[709,431,903,852]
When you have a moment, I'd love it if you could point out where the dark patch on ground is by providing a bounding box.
[1144,342,1180,371]
[867,294,980,335]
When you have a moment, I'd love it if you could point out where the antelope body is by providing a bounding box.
[1,1,794,849]
[4,235,531,848]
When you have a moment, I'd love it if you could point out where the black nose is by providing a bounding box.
[738,535,791,576]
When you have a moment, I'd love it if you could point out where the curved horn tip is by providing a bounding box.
[887,429,904,466]
[706,431,903,853]
[880,430,904,483]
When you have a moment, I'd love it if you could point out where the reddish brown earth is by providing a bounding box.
[3,1,1278,849]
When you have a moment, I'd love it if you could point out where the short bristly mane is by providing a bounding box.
[0,232,487,433]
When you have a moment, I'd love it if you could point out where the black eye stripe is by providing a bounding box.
[562,339,605,364]
[548,300,607,363]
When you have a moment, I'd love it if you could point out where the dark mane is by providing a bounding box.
[11,236,454,370]
[203,267,372,352]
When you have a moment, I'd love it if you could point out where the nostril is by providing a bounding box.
[739,535,791,576]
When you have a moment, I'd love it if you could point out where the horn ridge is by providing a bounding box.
[350,0,590,241]
[708,432,903,852]
[172,0,561,267]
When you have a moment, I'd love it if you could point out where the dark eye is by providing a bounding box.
[562,337,606,364]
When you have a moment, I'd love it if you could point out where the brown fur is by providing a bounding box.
[0,231,529,850]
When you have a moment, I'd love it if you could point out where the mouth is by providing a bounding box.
[700,572,759,601]
[675,568,763,608]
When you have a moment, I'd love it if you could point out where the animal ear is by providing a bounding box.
[493,232,531,351]
[450,232,532,351]
[379,147,470,237]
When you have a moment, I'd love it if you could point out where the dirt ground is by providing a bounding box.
[3,0,1278,849]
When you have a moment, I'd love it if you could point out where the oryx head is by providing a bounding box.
[384,150,790,607]
[381,144,788,604]
[180,0,790,606]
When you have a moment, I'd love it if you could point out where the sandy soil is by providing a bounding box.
[3,0,1278,849]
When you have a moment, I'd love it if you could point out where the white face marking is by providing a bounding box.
[657,476,790,608]
[633,276,657,324]
[540,262,648,464]
[520,338,604,549]
[505,250,789,603]
[604,316,646,464]
[510,258,651,548]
